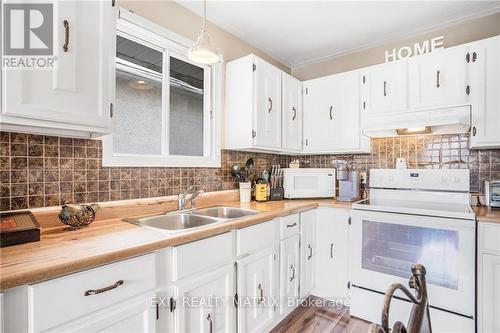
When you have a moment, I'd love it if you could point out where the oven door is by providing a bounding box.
[350,209,475,317]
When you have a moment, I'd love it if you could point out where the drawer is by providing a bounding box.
[237,220,276,256]
[29,253,156,332]
[173,232,233,281]
[280,214,300,239]
[480,222,500,255]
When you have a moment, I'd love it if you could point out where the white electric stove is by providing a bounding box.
[350,169,476,333]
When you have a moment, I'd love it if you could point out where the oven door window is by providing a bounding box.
[361,220,459,290]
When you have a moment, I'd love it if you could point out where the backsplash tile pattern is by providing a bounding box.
[1,131,499,210]
[0,132,288,211]
[293,134,500,193]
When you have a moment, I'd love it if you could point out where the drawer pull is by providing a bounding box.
[330,243,334,258]
[292,107,297,120]
[257,283,264,304]
[289,264,296,282]
[268,97,273,113]
[84,280,124,296]
[383,80,387,96]
[286,222,297,228]
[63,20,69,52]
[436,70,441,88]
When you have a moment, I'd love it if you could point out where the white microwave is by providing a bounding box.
[283,168,336,199]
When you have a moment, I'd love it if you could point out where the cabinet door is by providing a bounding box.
[2,0,115,132]
[279,235,300,316]
[330,71,363,151]
[314,208,350,300]
[478,254,500,333]
[254,58,282,149]
[303,76,337,151]
[409,46,468,110]
[300,210,315,298]
[360,60,408,114]
[282,73,303,151]
[469,36,500,148]
[237,246,277,333]
[174,264,235,333]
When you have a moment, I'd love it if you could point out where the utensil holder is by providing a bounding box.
[270,188,284,201]
[239,182,251,203]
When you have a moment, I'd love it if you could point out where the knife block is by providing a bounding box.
[270,188,284,201]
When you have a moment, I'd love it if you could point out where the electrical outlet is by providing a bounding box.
[360,171,367,185]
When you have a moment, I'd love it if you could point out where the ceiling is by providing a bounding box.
[176,1,500,68]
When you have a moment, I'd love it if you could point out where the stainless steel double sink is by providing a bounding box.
[124,206,258,233]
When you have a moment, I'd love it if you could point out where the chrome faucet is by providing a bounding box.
[178,186,204,210]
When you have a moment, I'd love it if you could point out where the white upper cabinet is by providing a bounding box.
[225,54,282,151]
[303,75,337,151]
[409,45,468,110]
[255,58,282,149]
[1,0,116,136]
[303,70,369,153]
[360,60,408,114]
[282,73,303,152]
[468,35,500,148]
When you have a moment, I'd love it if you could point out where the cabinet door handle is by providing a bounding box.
[292,107,297,120]
[472,52,477,62]
[472,126,477,136]
[289,264,296,282]
[330,243,334,258]
[436,70,441,88]
[307,244,313,260]
[268,97,273,113]
[63,20,70,52]
[286,222,297,228]
[383,81,387,96]
[257,284,264,304]
[207,313,213,333]
[329,106,333,120]
[84,280,124,296]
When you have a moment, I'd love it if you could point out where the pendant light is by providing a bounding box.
[187,0,220,65]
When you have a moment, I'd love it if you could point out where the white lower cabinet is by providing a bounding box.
[299,210,316,298]
[237,246,278,333]
[173,264,235,333]
[279,234,300,317]
[313,208,350,300]
[478,222,500,333]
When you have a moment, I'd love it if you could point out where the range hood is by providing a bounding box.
[362,105,471,137]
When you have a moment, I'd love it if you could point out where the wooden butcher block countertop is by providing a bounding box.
[473,206,500,224]
[0,190,351,291]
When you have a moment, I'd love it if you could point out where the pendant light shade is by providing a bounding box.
[187,0,220,65]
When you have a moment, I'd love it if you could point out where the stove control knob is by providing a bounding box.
[441,175,448,183]
[453,176,461,183]
[388,175,395,182]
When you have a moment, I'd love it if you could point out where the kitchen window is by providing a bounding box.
[102,10,221,167]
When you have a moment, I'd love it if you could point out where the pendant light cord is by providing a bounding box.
[202,0,207,32]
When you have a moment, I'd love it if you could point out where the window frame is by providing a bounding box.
[102,9,222,167]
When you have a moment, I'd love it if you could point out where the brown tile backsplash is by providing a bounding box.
[0,132,289,210]
[1,131,499,211]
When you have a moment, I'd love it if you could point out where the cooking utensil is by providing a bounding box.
[232,165,242,182]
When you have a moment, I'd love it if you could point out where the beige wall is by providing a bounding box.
[292,12,500,81]
[118,0,290,72]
